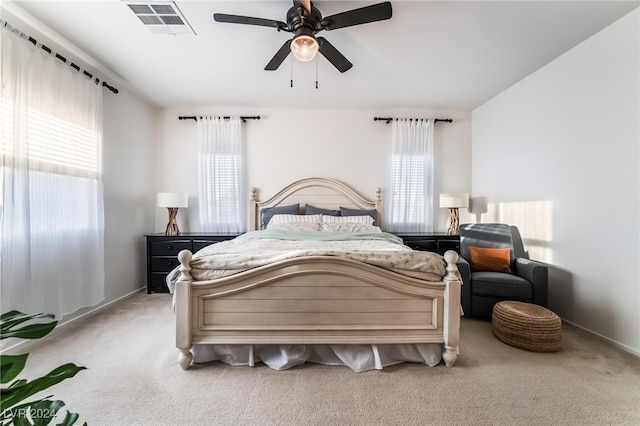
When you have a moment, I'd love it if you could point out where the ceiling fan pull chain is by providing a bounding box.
[290,57,294,88]
[315,57,319,89]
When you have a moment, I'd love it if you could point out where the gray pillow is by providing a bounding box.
[340,207,377,225]
[262,204,300,228]
[306,205,340,216]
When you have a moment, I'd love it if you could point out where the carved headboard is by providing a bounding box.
[248,177,382,231]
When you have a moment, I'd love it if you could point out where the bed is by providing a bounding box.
[171,177,461,371]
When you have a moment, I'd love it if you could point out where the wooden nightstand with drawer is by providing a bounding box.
[145,233,240,293]
[394,233,460,256]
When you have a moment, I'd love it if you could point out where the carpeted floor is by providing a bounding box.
[12,291,640,426]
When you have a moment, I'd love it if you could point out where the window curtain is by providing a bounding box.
[0,26,105,318]
[197,117,246,232]
[387,119,434,233]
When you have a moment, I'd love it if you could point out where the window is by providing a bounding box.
[390,153,428,224]
[1,105,100,175]
[197,117,245,232]
[200,153,242,229]
[1,102,101,233]
[387,119,434,232]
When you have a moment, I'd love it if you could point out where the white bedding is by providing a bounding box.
[167,229,446,292]
[191,343,443,372]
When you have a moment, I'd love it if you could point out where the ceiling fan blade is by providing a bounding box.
[321,2,392,31]
[265,39,293,71]
[317,37,352,73]
[213,13,286,30]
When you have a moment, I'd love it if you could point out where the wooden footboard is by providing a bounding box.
[175,250,461,370]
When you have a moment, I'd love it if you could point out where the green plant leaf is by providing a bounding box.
[8,379,28,388]
[56,408,82,426]
[0,363,86,410]
[0,354,28,384]
[0,311,86,425]
[0,311,57,341]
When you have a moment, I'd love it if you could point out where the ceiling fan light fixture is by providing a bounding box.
[290,34,319,62]
[214,1,393,72]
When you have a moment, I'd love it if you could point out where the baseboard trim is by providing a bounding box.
[2,287,147,355]
[562,318,640,358]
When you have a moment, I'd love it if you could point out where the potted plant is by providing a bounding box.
[1,311,86,425]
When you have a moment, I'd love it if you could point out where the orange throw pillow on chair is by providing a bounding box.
[468,246,512,273]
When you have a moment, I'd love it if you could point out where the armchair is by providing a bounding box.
[457,223,548,318]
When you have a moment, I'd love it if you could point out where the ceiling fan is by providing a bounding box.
[213,1,393,73]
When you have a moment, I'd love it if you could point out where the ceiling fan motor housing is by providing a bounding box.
[294,26,315,40]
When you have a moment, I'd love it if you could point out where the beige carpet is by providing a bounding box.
[13,291,640,426]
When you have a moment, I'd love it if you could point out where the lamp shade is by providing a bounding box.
[290,33,319,62]
[439,193,469,209]
[157,192,188,208]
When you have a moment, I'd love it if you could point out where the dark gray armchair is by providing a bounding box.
[457,223,548,318]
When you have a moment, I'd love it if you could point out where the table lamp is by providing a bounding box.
[157,192,188,236]
[439,193,469,235]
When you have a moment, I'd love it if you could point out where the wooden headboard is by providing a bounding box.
[248,177,382,231]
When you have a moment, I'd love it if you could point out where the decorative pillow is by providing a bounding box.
[322,215,375,225]
[340,207,377,225]
[262,204,299,228]
[266,214,321,228]
[305,204,340,216]
[268,222,322,232]
[322,222,382,233]
[468,246,512,273]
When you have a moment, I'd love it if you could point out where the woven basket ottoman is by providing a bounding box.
[492,301,562,352]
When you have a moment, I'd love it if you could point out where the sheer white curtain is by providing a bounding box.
[387,119,435,233]
[0,26,105,318]
[197,117,246,232]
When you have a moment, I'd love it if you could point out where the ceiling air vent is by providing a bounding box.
[126,1,195,35]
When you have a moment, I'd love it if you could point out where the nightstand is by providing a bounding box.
[394,233,460,256]
[145,232,240,293]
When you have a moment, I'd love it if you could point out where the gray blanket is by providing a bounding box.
[167,229,446,292]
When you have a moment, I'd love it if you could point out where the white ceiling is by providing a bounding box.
[5,0,639,110]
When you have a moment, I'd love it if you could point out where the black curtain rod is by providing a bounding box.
[178,116,261,123]
[1,19,119,94]
[374,117,453,124]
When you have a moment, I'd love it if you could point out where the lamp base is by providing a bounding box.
[165,208,181,236]
[446,208,460,236]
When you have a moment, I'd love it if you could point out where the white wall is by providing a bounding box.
[472,10,639,354]
[102,91,156,301]
[154,107,472,233]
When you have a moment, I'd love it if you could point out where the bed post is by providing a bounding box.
[248,187,258,231]
[442,250,461,367]
[374,187,383,228]
[175,249,193,370]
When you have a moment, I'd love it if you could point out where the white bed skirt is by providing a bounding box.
[191,344,443,372]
